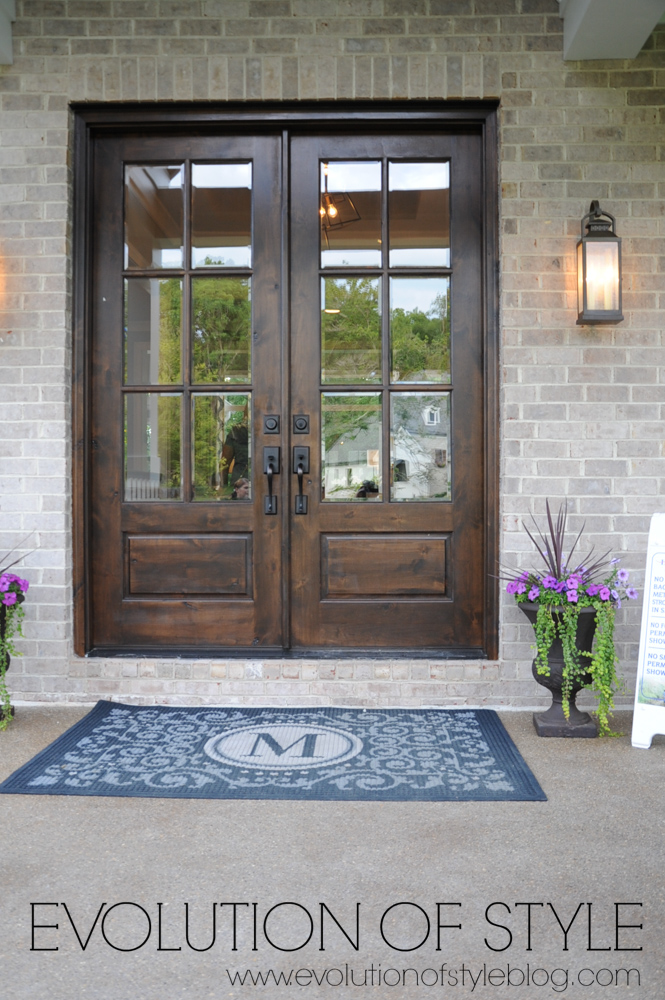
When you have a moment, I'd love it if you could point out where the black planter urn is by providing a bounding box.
[520,602,598,738]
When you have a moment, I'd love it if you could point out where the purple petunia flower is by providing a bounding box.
[0,575,9,593]
[528,586,540,601]
[506,581,519,594]
[2,592,17,606]
[555,581,567,593]
[586,584,599,597]
[626,587,638,600]
[516,582,527,594]
[611,589,618,600]
[542,575,557,589]
[617,568,629,584]
[566,589,578,603]
[599,587,611,601]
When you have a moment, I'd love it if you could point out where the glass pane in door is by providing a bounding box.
[124,393,182,500]
[191,163,252,269]
[124,278,182,385]
[388,161,450,267]
[191,276,251,384]
[321,393,382,501]
[124,165,184,269]
[390,392,451,501]
[320,161,382,268]
[390,277,451,384]
[321,276,382,384]
[192,393,251,501]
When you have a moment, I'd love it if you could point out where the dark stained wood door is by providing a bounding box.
[289,133,486,651]
[86,120,493,655]
[90,134,284,649]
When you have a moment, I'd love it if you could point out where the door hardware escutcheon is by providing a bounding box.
[263,414,280,434]
[293,414,309,434]
[263,446,280,515]
[293,446,309,514]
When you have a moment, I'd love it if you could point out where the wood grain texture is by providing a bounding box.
[322,534,448,598]
[128,534,252,596]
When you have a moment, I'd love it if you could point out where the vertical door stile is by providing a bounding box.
[182,158,192,503]
[281,129,291,650]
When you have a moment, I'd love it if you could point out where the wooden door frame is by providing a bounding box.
[72,100,500,659]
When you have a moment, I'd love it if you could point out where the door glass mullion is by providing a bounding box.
[381,156,390,504]
[180,160,193,501]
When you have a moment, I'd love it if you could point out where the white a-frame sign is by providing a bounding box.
[632,512,665,749]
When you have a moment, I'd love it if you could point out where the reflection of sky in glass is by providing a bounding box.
[389,162,449,191]
[321,161,381,192]
[192,163,252,188]
[159,249,184,267]
[391,277,448,315]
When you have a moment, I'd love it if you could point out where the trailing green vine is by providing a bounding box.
[0,598,26,730]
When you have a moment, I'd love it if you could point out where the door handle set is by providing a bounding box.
[263,446,280,515]
[293,446,309,515]
[262,441,310,515]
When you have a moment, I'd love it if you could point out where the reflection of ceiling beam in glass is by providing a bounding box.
[124,165,184,269]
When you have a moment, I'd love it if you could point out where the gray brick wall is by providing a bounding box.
[1,0,663,709]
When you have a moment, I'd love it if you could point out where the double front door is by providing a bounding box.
[88,123,492,654]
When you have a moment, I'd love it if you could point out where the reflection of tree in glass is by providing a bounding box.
[193,394,249,502]
[391,288,450,383]
[322,277,381,383]
[192,276,251,383]
[157,395,181,496]
[157,279,182,384]
[323,395,381,455]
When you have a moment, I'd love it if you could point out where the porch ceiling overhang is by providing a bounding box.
[559,0,665,60]
[0,0,15,65]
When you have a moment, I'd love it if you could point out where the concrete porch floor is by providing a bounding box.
[1,706,663,1000]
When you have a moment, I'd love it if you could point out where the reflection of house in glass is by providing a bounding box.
[391,394,450,502]
[321,393,382,501]
[322,424,382,501]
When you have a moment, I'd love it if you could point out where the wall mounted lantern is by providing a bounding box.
[577,200,623,325]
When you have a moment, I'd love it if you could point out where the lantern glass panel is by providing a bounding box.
[585,241,619,313]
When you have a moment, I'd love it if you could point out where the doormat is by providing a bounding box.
[0,703,546,802]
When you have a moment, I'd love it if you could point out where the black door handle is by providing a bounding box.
[293,446,309,514]
[263,446,280,515]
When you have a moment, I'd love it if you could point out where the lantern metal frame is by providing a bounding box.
[576,200,623,325]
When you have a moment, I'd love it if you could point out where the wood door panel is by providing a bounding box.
[127,534,252,596]
[321,534,448,598]
[316,505,455,532]
[114,601,256,645]
[310,605,469,649]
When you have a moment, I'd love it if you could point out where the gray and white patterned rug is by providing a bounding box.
[0,702,546,801]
